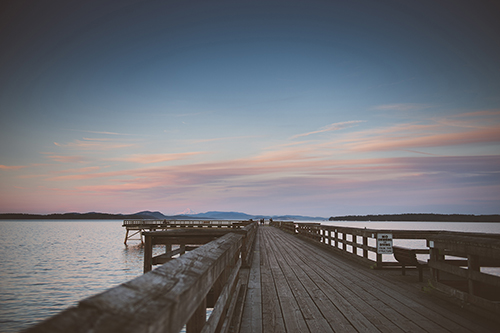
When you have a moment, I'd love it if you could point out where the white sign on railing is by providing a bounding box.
[377,233,393,254]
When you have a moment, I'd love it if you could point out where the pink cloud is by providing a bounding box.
[187,135,259,144]
[345,126,500,152]
[5,109,498,215]
[115,152,204,164]
[453,109,500,118]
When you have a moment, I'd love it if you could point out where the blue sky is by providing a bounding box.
[1,0,499,216]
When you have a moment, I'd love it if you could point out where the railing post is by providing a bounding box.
[334,229,338,248]
[468,254,480,296]
[363,236,368,258]
[376,253,383,269]
[429,247,442,281]
[352,234,357,255]
[187,296,207,333]
[144,234,152,273]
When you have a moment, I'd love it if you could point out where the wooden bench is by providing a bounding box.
[393,246,427,282]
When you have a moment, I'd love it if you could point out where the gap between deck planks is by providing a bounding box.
[238,226,498,333]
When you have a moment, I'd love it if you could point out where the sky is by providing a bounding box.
[1,0,499,217]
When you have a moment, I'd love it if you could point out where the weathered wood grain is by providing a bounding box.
[259,226,498,333]
[25,232,246,333]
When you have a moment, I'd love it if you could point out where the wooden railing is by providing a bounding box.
[122,219,252,245]
[271,221,436,268]
[123,219,252,227]
[270,221,500,268]
[25,222,258,333]
[270,221,500,319]
[428,233,500,318]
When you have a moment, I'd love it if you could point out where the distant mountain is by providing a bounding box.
[135,211,168,219]
[188,211,326,221]
[190,211,255,220]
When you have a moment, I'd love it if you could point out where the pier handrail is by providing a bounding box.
[123,219,251,226]
[122,219,253,245]
[25,222,259,333]
[270,220,499,268]
[270,220,500,319]
[428,233,500,318]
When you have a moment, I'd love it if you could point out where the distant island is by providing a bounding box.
[2,211,498,222]
[329,213,500,222]
[0,211,327,221]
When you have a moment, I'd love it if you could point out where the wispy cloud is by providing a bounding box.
[339,124,500,152]
[44,155,86,163]
[60,166,103,173]
[434,109,500,129]
[291,120,364,139]
[54,138,136,150]
[68,129,131,136]
[4,108,499,215]
[453,109,500,118]
[114,152,204,164]
[372,103,434,111]
[173,112,209,117]
[187,135,259,144]
[0,165,27,170]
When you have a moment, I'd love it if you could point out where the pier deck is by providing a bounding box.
[242,226,497,333]
[26,223,499,333]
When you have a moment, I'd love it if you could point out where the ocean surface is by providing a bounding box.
[1,220,499,332]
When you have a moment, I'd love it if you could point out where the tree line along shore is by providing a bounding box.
[329,213,500,222]
[0,212,498,222]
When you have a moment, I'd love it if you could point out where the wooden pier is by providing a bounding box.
[25,222,500,333]
[122,219,250,245]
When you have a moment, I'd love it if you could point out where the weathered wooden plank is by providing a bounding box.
[261,228,312,333]
[239,231,262,333]
[264,227,389,333]
[152,248,183,264]
[201,258,241,333]
[432,234,500,258]
[187,297,207,333]
[264,232,334,333]
[278,227,493,333]
[259,230,286,333]
[284,231,455,332]
[430,260,500,287]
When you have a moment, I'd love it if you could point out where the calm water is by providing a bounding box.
[1,220,499,332]
[0,220,155,332]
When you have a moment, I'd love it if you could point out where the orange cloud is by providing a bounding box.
[45,155,85,163]
[0,165,27,170]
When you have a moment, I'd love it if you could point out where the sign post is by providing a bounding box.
[377,233,393,254]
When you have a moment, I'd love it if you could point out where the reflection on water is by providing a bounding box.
[0,221,146,332]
